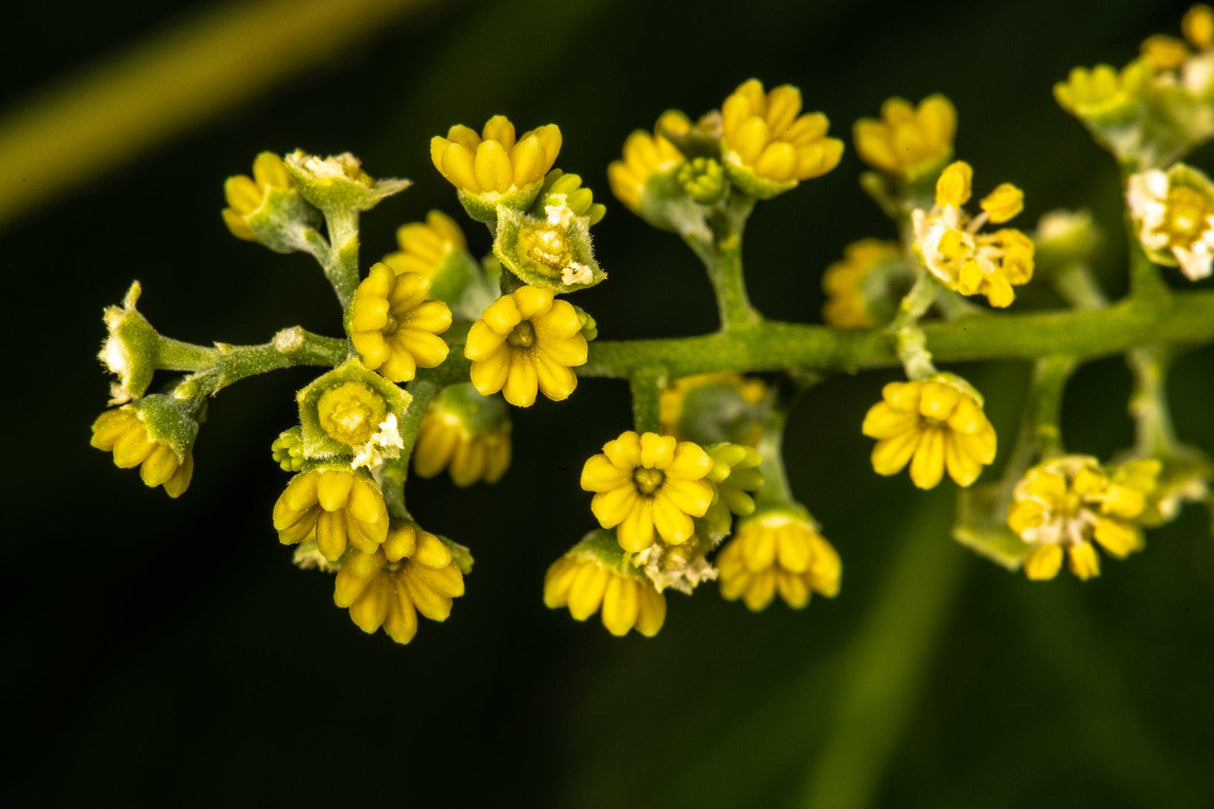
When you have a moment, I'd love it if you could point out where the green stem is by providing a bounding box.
[754,409,793,508]
[685,195,761,331]
[1127,345,1178,457]
[1023,354,1079,460]
[887,273,940,380]
[379,378,440,521]
[628,366,667,434]
[1052,262,1109,311]
[580,290,1214,378]
[157,327,348,394]
[323,208,361,315]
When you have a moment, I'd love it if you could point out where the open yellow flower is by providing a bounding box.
[464,286,588,407]
[335,525,465,645]
[720,79,843,198]
[382,210,468,278]
[853,95,956,180]
[349,263,452,383]
[414,385,512,487]
[91,407,194,497]
[1126,164,1214,280]
[272,468,389,561]
[912,161,1034,307]
[717,510,841,610]
[607,125,686,214]
[222,152,295,242]
[1009,456,1159,581]
[581,431,715,553]
[862,375,997,489]
[430,116,562,219]
[544,537,667,637]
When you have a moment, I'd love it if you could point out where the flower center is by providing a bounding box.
[1163,185,1212,247]
[677,157,727,204]
[317,381,387,447]
[633,467,666,495]
[507,321,536,348]
[517,222,573,278]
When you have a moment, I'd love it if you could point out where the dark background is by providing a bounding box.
[5,0,1213,806]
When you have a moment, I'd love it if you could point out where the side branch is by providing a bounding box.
[579,291,1214,378]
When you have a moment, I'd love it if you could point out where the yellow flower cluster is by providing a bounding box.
[862,376,997,489]
[272,468,389,561]
[91,408,194,497]
[581,431,715,552]
[221,152,295,243]
[464,286,588,407]
[853,95,957,180]
[349,264,452,383]
[717,511,841,611]
[335,525,465,645]
[721,79,844,197]
[414,399,511,486]
[431,116,562,207]
[382,210,467,278]
[821,239,902,329]
[1008,456,1160,581]
[912,161,1034,307]
[544,547,666,637]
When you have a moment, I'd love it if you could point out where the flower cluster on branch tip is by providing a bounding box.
[89,6,1214,647]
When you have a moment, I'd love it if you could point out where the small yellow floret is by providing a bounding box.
[464,287,588,407]
[720,79,843,194]
[935,161,973,208]
[607,129,687,213]
[1184,4,1214,50]
[862,376,997,490]
[383,210,467,278]
[580,431,715,553]
[853,95,956,179]
[980,183,1025,224]
[821,239,901,329]
[349,264,452,383]
[272,468,389,561]
[717,511,841,610]
[430,116,562,196]
[222,152,294,242]
[91,408,194,497]
[414,405,511,487]
[1008,455,1159,581]
[544,551,666,637]
[334,525,465,645]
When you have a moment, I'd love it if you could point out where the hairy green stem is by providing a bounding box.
[684,195,761,331]
[1127,346,1178,457]
[888,272,940,379]
[324,208,362,315]
[156,328,348,394]
[1025,355,1080,460]
[579,290,1214,378]
[379,378,440,520]
[628,367,667,434]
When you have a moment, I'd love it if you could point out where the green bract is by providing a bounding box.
[100,282,159,404]
[284,150,411,213]
[493,206,606,292]
[295,358,413,463]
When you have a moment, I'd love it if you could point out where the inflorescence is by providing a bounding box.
[92,8,1214,645]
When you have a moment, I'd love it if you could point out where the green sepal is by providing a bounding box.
[432,383,510,434]
[572,304,598,341]
[244,184,324,254]
[100,281,159,404]
[284,150,411,213]
[636,168,711,234]
[721,150,796,200]
[440,536,475,575]
[953,483,1032,570]
[673,379,770,447]
[457,181,544,224]
[571,528,634,575]
[131,394,200,463]
[492,205,606,292]
[295,358,413,462]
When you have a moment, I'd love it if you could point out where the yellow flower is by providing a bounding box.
[334,525,465,645]
[464,286,588,407]
[430,116,562,219]
[91,407,194,497]
[221,152,295,243]
[544,538,667,637]
[349,263,452,383]
[658,372,769,446]
[1008,456,1159,581]
[717,510,841,610]
[1053,61,1153,124]
[1140,5,1214,70]
[853,95,956,180]
[382,210,468,278]
[1126,164,1214,280]
[821,239,902,329]
[272,468,389,561]
[862,375,997,489]
[414,384,512,487]
[911,161,1034,307]
[720,79,843,198]
[607,126,686,213]
[581,431,715,552]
